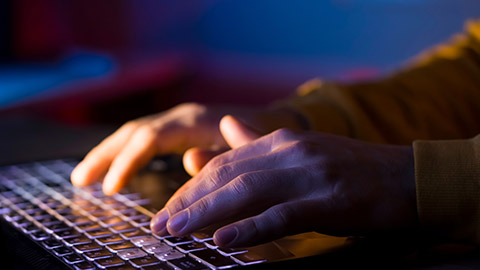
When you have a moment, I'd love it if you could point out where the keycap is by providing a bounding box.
[63,235,92,246]
[111,223,136,233]
[30,231,50,241]
[130,235,160,247]
[73,242,103,253]
[168,257,208,270]
[22,224,40,233]
[54,228,81,239]
[83,248,114,260]
[117,248,148,260]
[99,216,124,227]
[63,253,85,264]
[129,255,160,267]
[231,251,266,265]
[106,241,136,253]
[129,215,151,227]
[142,263,174,270]
[190,232,213,242]
[85,228,113,239]
[76,222,102,232]
[164,236,193,246]
[142,243,172,254]
[120,229,148,239]
[95,235,124,245]
[73,261,96,270]
[53,246,73,256]
[190,249,237,269]
[44,222,71,233]
[176,242,207,253]
[154,249,184,261]
[94,256,125,268]
[217,246,247,256]
[41,239,64,249]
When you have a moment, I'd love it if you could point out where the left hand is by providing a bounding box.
[151,116,417,248]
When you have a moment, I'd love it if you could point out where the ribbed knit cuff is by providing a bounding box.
[414,136,480,243]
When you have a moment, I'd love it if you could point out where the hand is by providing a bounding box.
[71,103,303,195]
[151,116,417,248]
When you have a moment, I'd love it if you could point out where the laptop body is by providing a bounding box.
[0,156,351,270]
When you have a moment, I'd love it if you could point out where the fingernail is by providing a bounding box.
[167,210,189,234]
[151,209,169,235]
[214,226,238,247]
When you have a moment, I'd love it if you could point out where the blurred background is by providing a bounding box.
[1,0,479,127]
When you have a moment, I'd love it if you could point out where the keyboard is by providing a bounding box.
[0,159,267,270]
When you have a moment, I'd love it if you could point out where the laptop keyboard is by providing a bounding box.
[0,159,266,269]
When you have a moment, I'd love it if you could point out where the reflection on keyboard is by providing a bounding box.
[0,159,266,269]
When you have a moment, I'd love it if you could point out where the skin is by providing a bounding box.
[71,103,417,248]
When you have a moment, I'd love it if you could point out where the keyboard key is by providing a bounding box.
[94,256,125,268]
[130,235,160,247]
[63,253,85,264]
[231,251,267,266]
[129,255,160,267]
[217,246,247,256]
[83,248,114,260]
[41,239,64,249]
[110,223,136,233]
[120,229,148,239]
[95,235,124,246]
[191,232,213,243]
[143,263,174,270]
[73,261,96,270]
[54,228,81,239]
[143,243,172,254]
[30,231,50,241]
[154,249,184,261]
[99,216,124,227]
[190,249,237,269]
[168,257,208,270]
[63,235,92,246]
[106,241,136,253]
[129,215,151,227]
[117,248,148,260]
[76,222,102,232]
[22,224,40,233]
[164,236,193,246]
[53,246,74,256]
[73,242,103,253]
[85,228,113,239]
[176,242,207,253]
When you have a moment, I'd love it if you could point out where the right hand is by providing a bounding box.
[71,103,233,195]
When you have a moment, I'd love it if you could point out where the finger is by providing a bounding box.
[163,167,310,236]
[166,136,310,213]
[102,125,158,195]
[183,147,226,176]
[213,200,320,248]
[220,115,261,149]
[71,121,141,187]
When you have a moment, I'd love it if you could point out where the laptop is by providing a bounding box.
[0,155,352,270]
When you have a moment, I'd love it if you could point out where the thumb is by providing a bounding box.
[219,115,261,149]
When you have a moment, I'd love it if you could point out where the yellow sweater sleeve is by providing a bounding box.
[277,20,480,144]
[275,20,480,243]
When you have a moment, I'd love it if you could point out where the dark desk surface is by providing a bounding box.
[2,113,480,270]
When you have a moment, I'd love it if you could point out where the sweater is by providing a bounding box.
[277,20,480,243]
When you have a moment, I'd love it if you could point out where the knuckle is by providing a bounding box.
[230,173,256,196]
[194,197,212,217]
[206,164,234,189]
[269,205,293,231]
[271,128,298,143]
[289,140,312,157]
[134,124,157,139]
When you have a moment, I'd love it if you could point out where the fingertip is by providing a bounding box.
[71,162,89,187]
[102,173,119,196]
[183,148,203,176]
